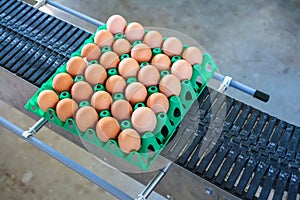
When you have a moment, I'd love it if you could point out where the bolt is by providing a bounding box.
[103,157,109,162]
[205,188,213,195]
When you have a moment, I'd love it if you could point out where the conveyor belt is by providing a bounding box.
[1,1,300,199]
[161,89,300,199]
[0,0,91,87]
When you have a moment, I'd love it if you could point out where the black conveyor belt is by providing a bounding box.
[0,0,91,87]
[162,89,300,199]
[1,1,299,199]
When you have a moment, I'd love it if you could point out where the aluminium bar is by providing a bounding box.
[46,0,104,27]
[213,73,270,102]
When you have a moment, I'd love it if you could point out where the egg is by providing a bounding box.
[96,117,120,142]
[75,106,99,132]
[91,91,112,112]
[118,58,140,79]
[112,38,131,56]
[111,99,133,121]
[52,73,74,93]
[84,64,107,85]
[151,54,171,71]
[159,74,181,97]
[81,43,101,61]
[131,43,152,63]
[171,59,193,81]
[66,56,88,77]
[125,82,147,105]
[37,90,59,112]
[124,22,145,43]
[143,30,163,48]
[71,81,93,102]
[131,107,157,133]
[56,98,78,122]
[118,128,141,154]
[182,46,203,65]
[137,65,160,87]
[162,37,183,57]
[99,51,120,69]
[106,14,127,34]
[146,93,169,114]
[105,75,126,94]
[94,30,114,48]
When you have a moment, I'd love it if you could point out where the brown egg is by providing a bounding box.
[71,81,93,102]
[162,37,183,57]
[99,51,120,69]
[143,30,163,48]
[147,93,169,114]
[52,73,74,93]
[112,38,131,56]
[125,82,147,105]
[56,98,78,122]
[84,64,107,85]
[91,91,112,112]
[105,75,126,95]
[96,117,120,142]
[137,65,160,87]
[75,106,98,132]
[111,99,133,121]
[124,22,145,43]
[37,90,59,112]
[94,30,114,48]
[106,14,127,34]
[66,56,88,77]
[151,54,171,71]
[118,58,140,79]
[171,60,193,81]
[118,128,141,154]
[182,46,203,65]
[159,74,181,97]
[81,43,101,61]
[131,107,157,133]
[131,43,152,63]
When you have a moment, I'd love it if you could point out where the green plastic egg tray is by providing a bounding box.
[25,24,218,170]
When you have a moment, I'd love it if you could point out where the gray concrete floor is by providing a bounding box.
[1,0,300,200]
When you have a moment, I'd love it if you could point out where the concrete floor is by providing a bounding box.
[1,0,300,200]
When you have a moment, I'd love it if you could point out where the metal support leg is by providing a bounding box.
[136,162,172,200]
[22,118,48,138]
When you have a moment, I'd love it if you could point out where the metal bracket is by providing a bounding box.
[217,76,232,93]
[22,118,48,138]
[33,0,46,8]
[136,162,172,200]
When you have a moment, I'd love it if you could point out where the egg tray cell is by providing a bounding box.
[25,24,217,170]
